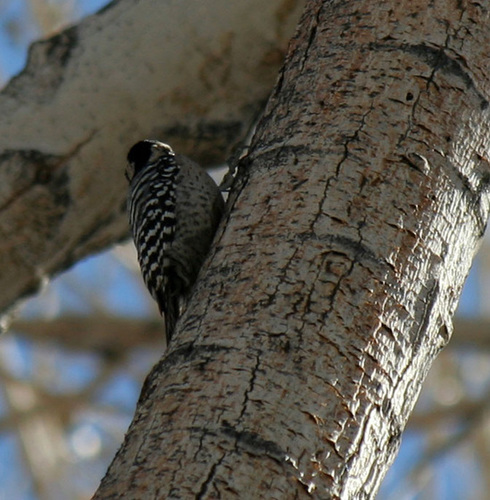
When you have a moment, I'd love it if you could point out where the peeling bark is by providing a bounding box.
[0,0,304,315]
[94,0,490,497]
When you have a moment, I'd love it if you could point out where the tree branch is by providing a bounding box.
[10,316,490,353]
[0,0,304,315]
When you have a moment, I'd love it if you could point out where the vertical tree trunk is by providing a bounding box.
[95,0,490,497]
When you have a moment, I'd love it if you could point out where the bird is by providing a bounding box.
[125,140,224,344]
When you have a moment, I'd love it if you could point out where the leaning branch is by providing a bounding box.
[0,0,304,314]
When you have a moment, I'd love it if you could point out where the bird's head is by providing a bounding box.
[125,140,174,182]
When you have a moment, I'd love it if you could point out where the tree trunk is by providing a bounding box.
[95,0,490,497]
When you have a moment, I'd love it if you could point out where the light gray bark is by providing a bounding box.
[94,0,490,497]
[0,0,304,316]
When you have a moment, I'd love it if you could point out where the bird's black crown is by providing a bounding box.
[126,140,174,180]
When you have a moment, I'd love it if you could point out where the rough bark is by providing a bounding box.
[94,0,490,498]
[0,0,304,316]
[93,0,490,497]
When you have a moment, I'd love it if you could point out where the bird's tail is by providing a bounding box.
[156,269,185,345]
[162,290,180,345]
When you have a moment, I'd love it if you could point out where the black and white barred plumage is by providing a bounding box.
[126,140,224,343]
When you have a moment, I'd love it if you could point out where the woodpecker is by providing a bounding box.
[125,140,224,343]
